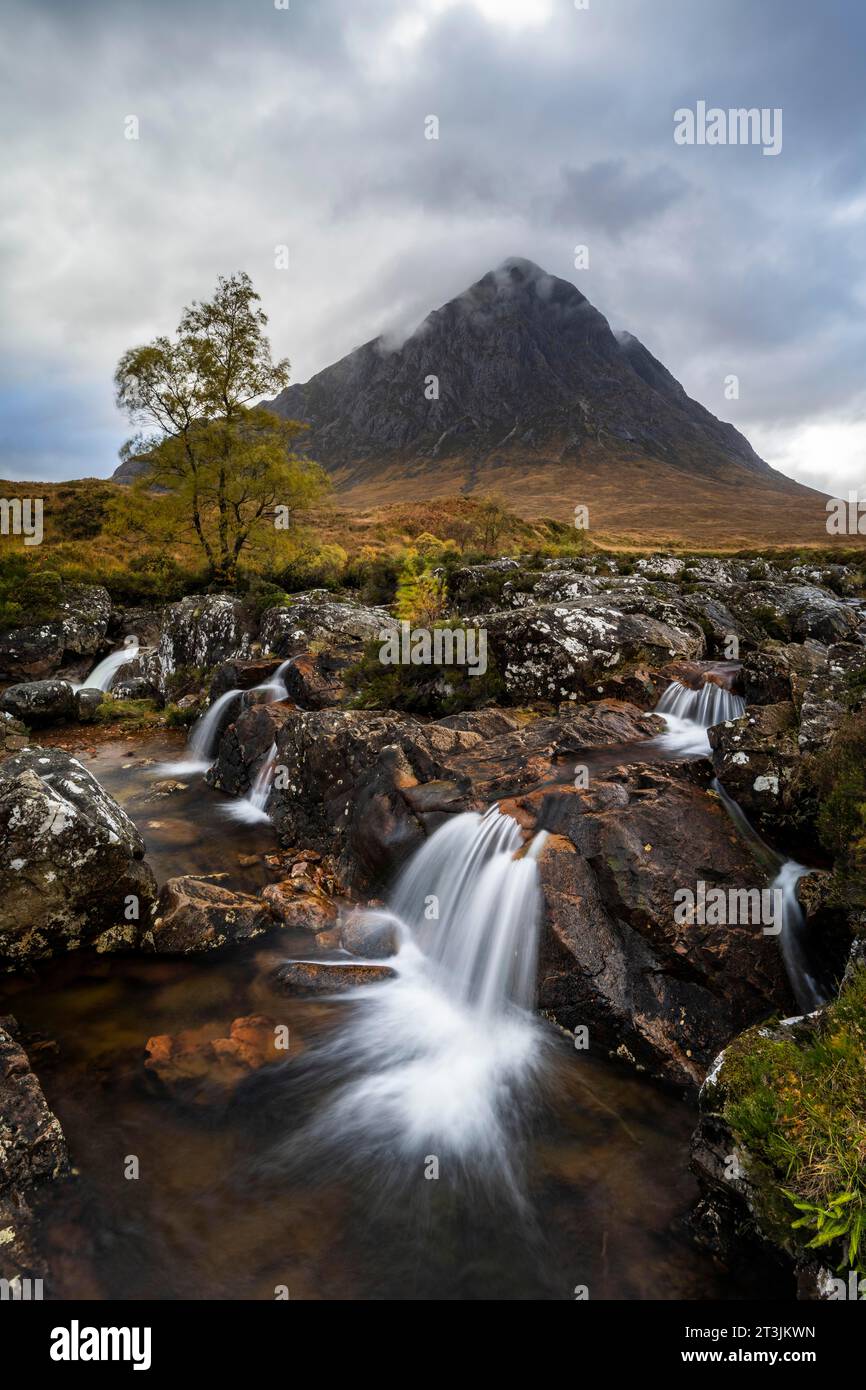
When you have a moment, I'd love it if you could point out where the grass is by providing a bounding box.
[719,965,866,1271]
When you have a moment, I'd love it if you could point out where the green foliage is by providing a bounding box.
[814,710,866,904]
[395,568,448,626]
[94,698,161,726]
[270,540,348,593]
[0,557,63,626]
[346,627,504,716]
[720,965,866,1271]
[114,271,329,584]
[163,701,200,729]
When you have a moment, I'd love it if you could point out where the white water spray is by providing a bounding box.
[654,679,745,756]
[81,636,140,692]
[273,808,550,1184]
[162,687,244,775]
[224,740,278,824]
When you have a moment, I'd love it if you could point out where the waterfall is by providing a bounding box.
[654,678,745,755]
[81,636,140,692]
[711,779,827,1014]
[246,659,294,704]
[772,860,825,1014]
[267,807,550,1187]
[162,687,244,775]
[223,740,277,824]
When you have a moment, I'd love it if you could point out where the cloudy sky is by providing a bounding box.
[1,0,864,495]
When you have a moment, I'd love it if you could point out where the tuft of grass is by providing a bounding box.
[720,965,866,1271]
[93,698,161,728]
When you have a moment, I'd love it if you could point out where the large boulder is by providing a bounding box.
[0,584,111,681]
[269,701,663,889]
[0,749,157,969]
[708,704,805,840]
[0,680,76,728]
[259,591,397,656]
[483,599,704,703]
[726,582,861,646]
[157,594,252,693]
[533,765,793,1088]
[206,700,296,795]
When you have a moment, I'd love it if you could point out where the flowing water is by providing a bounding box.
[0,732,780,1300]
[80,636,140,692]
[163,687,245,775]
[223,740,278,824]
[654,678,745,756]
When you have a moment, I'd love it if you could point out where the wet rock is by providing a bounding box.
[273,960,396,994]
[708,704,805,838]
[149,876,275,954]
[0,584,111,682]
[741,641,828,707]
[340,910,401,959]
[206,699,296,795]
[111,676,159,701]
[260,591,397,657]
[269,702,663,890]
[0,748,158,969]
[144,1014,285,1105]
[483,599,704,704]
[0,712,29,761]
[209,658,283,701]
[0,1018,69,1198]
[279,648,356,709]
[1,679,76,727]
[107,605,164,647]
[260,879,339,933]
[157,594,252,694]
[534,765,792,1088]
[797,643,866,753]
[0,1018,70,1286]
[74,687,107,722]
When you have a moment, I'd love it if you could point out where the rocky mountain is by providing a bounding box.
[268,257,770,485]
[115,257,831,541]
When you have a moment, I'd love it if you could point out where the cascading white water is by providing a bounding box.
[246,659,294,704]
[162,687,244,775]
[270,808,550,1187]
[711,779,827,1014]
[772,860,825,1014]
[81,636,140,692]
[654,679,745,755]
[223,739,277,823]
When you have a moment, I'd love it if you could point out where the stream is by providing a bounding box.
[1,680,801,1300]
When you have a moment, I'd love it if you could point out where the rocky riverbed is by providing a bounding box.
[1,551,864,1299]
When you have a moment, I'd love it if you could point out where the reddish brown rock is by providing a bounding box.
[150,876,275,954]
[274,960,396,994]
[144,1014,286,1104]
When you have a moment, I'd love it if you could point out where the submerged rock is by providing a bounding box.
[144,1014,285,1105]
[0,748,157,969]
[1,679,76,727]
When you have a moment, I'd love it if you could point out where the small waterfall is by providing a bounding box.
[223,740,277,824]
[163,687,244,775]
[772,860,825,1015]
[246,659,294,704]
[711,779,827,1014]
[654,679,745,756]
[266,807,550,1189]
[82,636,140,692]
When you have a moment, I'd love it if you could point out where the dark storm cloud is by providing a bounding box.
[1,0,864,494]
